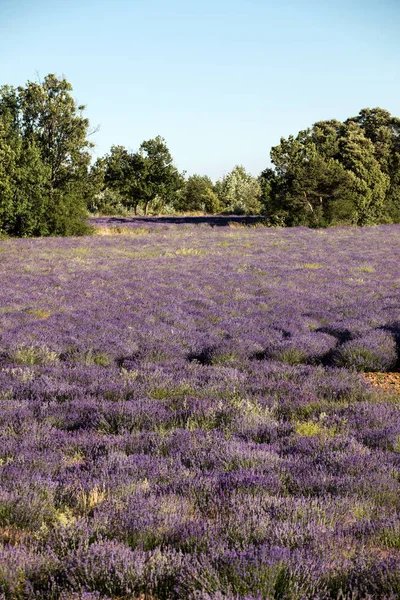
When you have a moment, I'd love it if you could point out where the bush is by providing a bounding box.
[88,189,128,216]
[333,330,398,372]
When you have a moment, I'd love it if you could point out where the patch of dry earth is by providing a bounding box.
[363,372,400,393]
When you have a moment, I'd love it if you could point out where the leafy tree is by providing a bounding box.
[138,136,183,214]
[203,188,220,214]
[178,174,218,213]
[85,157,107,212]
[89,188,126,215]
[266,128,353,226]
[87,158,126,215]
[264,111,393,226]
[259,168,284,224]
[347,108,394,171]
[0,74,93,236]
[104,145,143,214]
[347,108,400,221]
[0,90,50,236]
[104,137,183,214]
[339,122,390,225]
[216,166,261,215]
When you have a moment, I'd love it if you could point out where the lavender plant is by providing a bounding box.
[0,222,399,599]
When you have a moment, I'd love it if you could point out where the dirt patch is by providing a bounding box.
[363,372,400,393]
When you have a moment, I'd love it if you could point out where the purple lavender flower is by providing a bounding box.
[0,223,400,598]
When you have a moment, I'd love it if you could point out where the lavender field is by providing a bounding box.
[1,221,400,600]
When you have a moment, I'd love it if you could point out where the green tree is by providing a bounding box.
[104,145,143,214]
[104,137,183,215]
[138,136,183,214]
[0,89,50,236]
[217,165,261,214]
[265,113,392,226]
[339,122,389,225]
[347,108,400,221]
[203,188,220,214]
[0,74,93,236]
[179,174,218,213]
[85,157,107,213]
[266,128,353,226]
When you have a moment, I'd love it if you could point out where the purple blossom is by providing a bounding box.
[0,222,400,598]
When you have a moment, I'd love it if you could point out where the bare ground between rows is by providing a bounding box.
[363,371,400,393]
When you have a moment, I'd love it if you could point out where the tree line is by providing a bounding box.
[1,74,399,236]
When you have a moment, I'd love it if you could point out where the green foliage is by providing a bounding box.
[103,136,184,215]
[89,188,128,215]
[0,74,93,236]
[346,108,400,222]
[339,122,390,225]
[103,144,142,214]
[295,421,323,437]
[277,348,308,365]
[0,89,51,236]
[178,174,218,212]
[203,187,220,213]
[85,157,107,211]
[263,108,399,226]
[2,80,400,230]
[10,344,58,366]
[265,125,353,226]
[216,165,262,215]
[139,136,184,213]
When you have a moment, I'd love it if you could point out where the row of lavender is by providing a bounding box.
[0,223,400,599]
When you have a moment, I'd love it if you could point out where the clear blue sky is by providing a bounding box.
[1,0,399,180]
